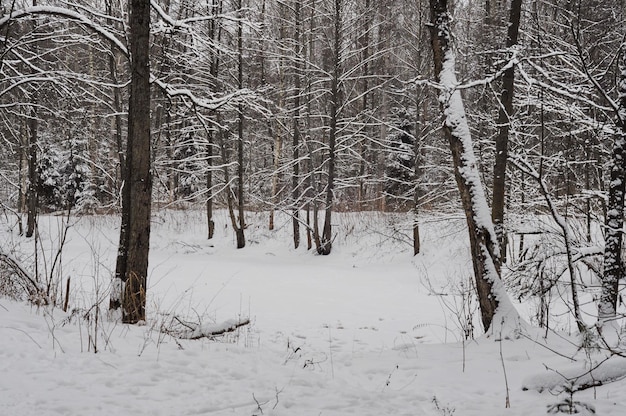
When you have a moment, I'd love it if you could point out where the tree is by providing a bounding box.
[25,0,39,238]
[598,49,626,324]
[205,0,223,240]
[113,0,152,323]
[319,0,341,255]
[491,0,522,268]
[291,0,303,249]
[428,0,518,332]
[233,0,246,249]
[511,0,624,329]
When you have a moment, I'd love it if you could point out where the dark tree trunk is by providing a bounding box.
[206,128,215,239]
[25,106,38,239]
[206,0,222,240]
[112,0,152,324]
[235,0,246,249]
[491,0,522,271]
[292,0,302,249]
[357,0,371,208]
[320,0,341,256]
[25,0,39,239]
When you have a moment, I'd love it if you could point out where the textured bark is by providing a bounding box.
[429,0,503,331]
[599,52,626,322]
[491,0,522,270]
[25,107,37,238]
[206,131,215,240]
[116,0,152,324]
[357,0,371,209]
[292,0,302,249]
[235,0,246,249]
[205,0,222,240]
[320,0,341,255]
[25,0,39,239]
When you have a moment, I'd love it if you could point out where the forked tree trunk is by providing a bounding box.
[429,0,517,332]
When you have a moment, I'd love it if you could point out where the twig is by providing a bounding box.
[273,387,283,410]
[1,326,42,349]
[499,326,511,408]
[252,393,268,415]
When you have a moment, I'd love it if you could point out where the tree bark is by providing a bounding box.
[320,0,341,255]
[25,106,38,238]
[599,51,626,323]
[25,0,39,239]
[491,0,522,270]
[206,0,222,240]
[235,0,246,249]
[292,0,302,249]
[112,0,152,324]
[429,0,515,332]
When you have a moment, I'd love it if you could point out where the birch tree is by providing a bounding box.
[598,50,626,325]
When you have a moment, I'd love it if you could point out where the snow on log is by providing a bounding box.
[170,317,251,340]
[522,357,626,393]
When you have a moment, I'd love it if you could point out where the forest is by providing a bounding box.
[1,1,626,415]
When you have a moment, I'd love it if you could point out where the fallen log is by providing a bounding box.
[522,356,626,393]
[169,316,251,340]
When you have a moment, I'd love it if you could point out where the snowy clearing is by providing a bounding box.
[1,210,625,415]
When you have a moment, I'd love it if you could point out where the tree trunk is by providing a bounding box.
[112,0,152,324]
[206,0,222,240]
[206,141,215,239]
[292,0,302,249]
[599,51,626,323]
[320,0,341,255]
[357,0,371,209]
[25,106,38,238]
[429,0,517,332]
[25,0,39,239]
[491,0,522,270]
[235,0,246,249]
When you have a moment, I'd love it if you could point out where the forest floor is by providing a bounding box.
[0,209,624,415]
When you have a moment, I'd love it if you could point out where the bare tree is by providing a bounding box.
[491,0,522,268]
[429,0,518,331]
[234,0,246,249]
[319,0,341,255]
[114,0,152,323]
[291,0,303,249]
[598,52,626,325]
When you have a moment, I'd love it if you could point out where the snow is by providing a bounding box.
[522,355,626,393]
[1,210,626,415]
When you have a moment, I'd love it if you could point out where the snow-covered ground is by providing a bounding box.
[1,210,624,415]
